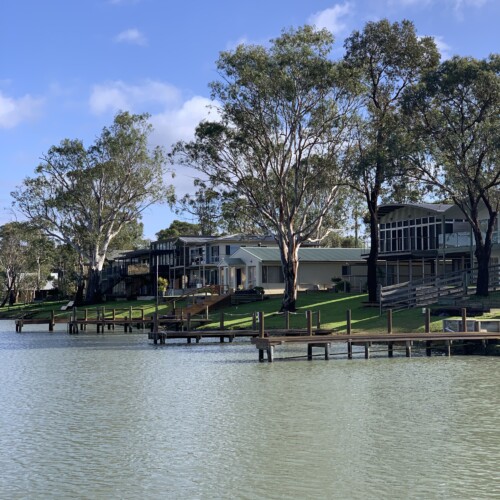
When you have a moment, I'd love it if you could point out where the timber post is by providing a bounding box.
[387,309,393,334]
[220,312,225,331]
[49,310,55,332]
[316,310,321,330]
[462,308,467,332]
[346,309,352,359]
[306,310,313,336]
[425,308,431,356]
[259,312,264,338]
[284,311,290,331]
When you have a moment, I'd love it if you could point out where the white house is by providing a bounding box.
[219,247,367,293]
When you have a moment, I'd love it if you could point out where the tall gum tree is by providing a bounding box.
[12,112,173,304]
[343,19,439,302]
[172,26,358,311]
[403,55,500,296]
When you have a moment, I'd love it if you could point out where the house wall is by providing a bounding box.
[224,248,367,293]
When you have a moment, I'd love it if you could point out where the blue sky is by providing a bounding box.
[1,0,499,240]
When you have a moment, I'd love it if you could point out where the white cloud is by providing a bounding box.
[432,35,452,60]
[150,95,217,148]
[308,2,353,36]
[88,80,219,198]
[0,91,44,128]
[114,28,147,46]
[89,80,181,115]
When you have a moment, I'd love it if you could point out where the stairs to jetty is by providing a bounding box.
[181,293,231,317]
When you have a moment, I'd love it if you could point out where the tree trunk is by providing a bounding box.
[85,267,103,304]
[367,200,380,303]
[279,241,299,312]
[75,283,85,306]
[0,281,15,308]
[474,242,492,297]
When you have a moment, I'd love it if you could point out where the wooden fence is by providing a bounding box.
[378,264,500,312]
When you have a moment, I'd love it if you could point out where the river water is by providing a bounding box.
[0,321,499,499]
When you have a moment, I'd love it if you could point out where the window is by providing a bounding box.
[262,266,284,283]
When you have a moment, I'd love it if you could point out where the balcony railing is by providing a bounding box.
[127,263,150,275]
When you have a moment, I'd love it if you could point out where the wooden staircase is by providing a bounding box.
[181,293,231,317]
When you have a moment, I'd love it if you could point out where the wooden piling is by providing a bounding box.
[346,310,352,359]
[306,310,313,336]
[49,310,55,332]
[220,312,225,331]
[462,308,467,332]
[406,340,412,358]
[387,309,393,334]
[284,311,290,331]
[259,312,265,338]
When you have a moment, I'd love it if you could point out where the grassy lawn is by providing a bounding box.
[2,290,499,334]
[201,292,449,333]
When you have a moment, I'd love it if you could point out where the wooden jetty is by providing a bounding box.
[149,329,258,345]
[251,332,500,362]
[250,309,500,362]
[14,306,212,334]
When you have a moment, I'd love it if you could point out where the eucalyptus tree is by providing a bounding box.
[343,19,440,302]
[172,26,358,311]
[12,112,173,304]
[155,220,202,240]
[0,223,29,306]
[403,55,500,296]
[175,180,223,235]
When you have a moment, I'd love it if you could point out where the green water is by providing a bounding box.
[0,322,499,499]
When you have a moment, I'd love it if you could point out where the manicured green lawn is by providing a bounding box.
[201,292,448,333]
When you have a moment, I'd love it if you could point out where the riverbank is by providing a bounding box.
[3,291,500,336]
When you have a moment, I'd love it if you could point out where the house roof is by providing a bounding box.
[178,236,217,244]
[234,247,366,263]
[378,202,454,217]
[213,233,276,243]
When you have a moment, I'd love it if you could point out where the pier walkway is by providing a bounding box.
[251,331,500,362]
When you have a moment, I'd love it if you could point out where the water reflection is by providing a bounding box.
[0,322,499,499]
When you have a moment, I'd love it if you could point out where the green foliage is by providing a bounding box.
[331,278,351,292]
[172,25,358,311]
[175,180,222,235]
[403,55,500,296]
[157,277,169,293]
[155,220,201,240]
[12,112,173,303]
[343,19,440,302]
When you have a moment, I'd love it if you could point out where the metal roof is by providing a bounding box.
[235,247,366,262]
[378,202,454,217]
